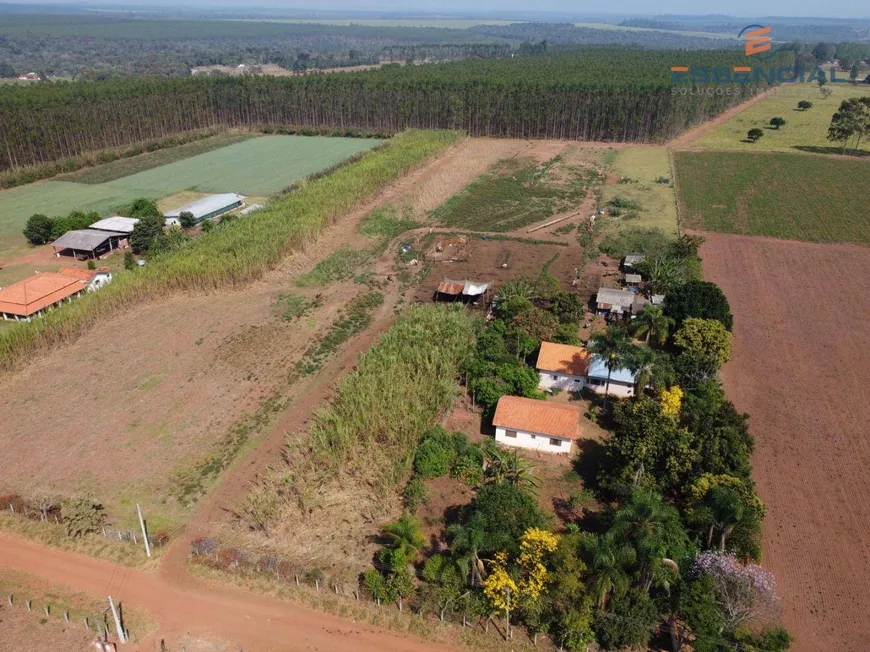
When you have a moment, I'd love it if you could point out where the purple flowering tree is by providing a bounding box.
[693,552,780,631]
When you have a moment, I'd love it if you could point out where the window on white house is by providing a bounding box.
[553,375,559,380]
[530,434,536,439]
[549,438,562,447]
[505,430,517,438]
[574,378,581,383]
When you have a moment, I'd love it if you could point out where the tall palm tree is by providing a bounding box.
[691,485,746,552]
[632,304,675,348]
[587,326,636,406]
[609,488,689,592]
[627,344,659,399]
[585,534,634,613]
[484,448,541,492]
[446,523,487,586]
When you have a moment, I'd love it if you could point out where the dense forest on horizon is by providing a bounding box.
[0,11,745,79]
[0,49,792,171]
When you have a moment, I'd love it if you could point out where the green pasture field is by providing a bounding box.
[675,151,870,244]
[0,136,382,261]
[600,147,679,237]
[59,131,256,184]
[431,155,600,232]
[573,22,735,40]
[690,83,870,156]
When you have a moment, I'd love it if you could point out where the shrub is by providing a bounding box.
[402,477,428,512]
[451,446,485,486]
[747,128,764,142]
[178,211,196,229]
[414,437,454,478]
[61,498,104,537]
[123,251,135,270]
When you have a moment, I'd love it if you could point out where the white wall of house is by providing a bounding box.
[495,426,574,455]
[537,371,587,392]
[585,377,635,397]
[88,272,113,292]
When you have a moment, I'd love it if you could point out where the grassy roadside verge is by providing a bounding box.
[0,129,461,372]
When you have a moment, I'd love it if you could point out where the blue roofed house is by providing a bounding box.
[535,341,638,398]
[585,357,638,398]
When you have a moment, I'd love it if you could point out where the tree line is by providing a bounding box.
[0,49,786,171]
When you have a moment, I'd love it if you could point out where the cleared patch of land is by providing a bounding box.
[688,83,870,156]
[58,131,256,184]
[431,146,601,232]
[0,135,382,261]
[600,147,679,237]
[701,233,870,652]
[675,151,870,244]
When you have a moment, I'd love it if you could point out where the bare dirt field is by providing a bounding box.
[700,232,870,651]
[0,604,95,652]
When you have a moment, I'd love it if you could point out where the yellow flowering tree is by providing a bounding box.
[482,551,517,614]
[660,385,684,418]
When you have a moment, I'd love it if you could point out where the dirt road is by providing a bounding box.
[0,532,451,651]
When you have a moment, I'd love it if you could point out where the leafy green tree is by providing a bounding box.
[690,485,750,553]
[127,198,163,220]
[414,438,454,478]
[673,317,733,368]
[850,62,860,82]
[827,97,870,154]
[797,100,813,110]
[587,326,637,405]
[495,295,533,321]
[601,396,697,494]
[178,210,196,229]
[632,304,674,347]
[593,586,660,649]
[420,554,465,620]
[664,281,733,330]
[23,213,54,245]
[552,323,581,346]
[130,214,165,254]
[811,42,836,62]
[732,626,793,651]
[123,250,135,270]
[458,482,547,557]
[551,291,586,323]
[549,533,596,649]
[506,307,559,357]
[638,255,686,294]
[747,128,764,142]
[0,62,16,78]
[769,117,786,129]
[669,574,727,652]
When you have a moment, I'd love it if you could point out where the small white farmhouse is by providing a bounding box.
[492,395,581,455]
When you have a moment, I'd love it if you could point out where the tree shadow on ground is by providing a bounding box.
[792,145,869,157]
[573,438,605,494]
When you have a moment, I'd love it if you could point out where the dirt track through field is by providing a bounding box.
[700,233,870,651]
[0,532,450,652]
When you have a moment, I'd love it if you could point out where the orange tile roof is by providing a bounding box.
[58,267,96,282]
[536,342,590,376]
[493,395,582,440]
[0,272,88,317]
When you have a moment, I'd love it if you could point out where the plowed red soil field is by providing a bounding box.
[700,233,870,651]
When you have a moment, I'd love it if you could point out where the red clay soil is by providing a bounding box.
[0,532,451,652]
[700,233,870,651]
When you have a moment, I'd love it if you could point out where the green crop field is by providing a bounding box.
[0,136,382,260]
[600,147,679,236]
[690,83,870,156]
[675,151,870,244]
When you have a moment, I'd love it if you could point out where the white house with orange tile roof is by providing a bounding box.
[492,395,581,455]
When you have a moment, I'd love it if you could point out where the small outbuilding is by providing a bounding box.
[623,253,646,270]
[51,229,129,259]
[165,193,245,226]
[625,273,642,286]
[88,216,139,235]
[595,287,635,316]
[435,277,492,303]
[492,395,581,455]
